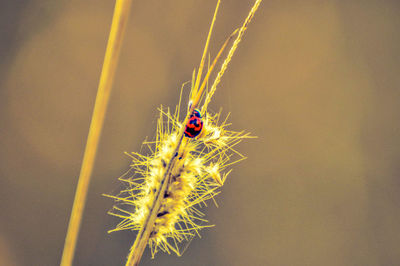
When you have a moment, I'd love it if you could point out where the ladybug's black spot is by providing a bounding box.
[184,117,203,138]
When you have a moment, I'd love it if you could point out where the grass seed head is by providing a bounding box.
[105,0,262,263]
[107,104,250,256]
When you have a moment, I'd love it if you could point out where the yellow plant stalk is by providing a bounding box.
[106,1,262,265]
[60,0,133,265]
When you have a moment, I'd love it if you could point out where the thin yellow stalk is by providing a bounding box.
[203,0,262,112]
[60,1,132,265]
[192,0,221,97]
[191,29,238,109]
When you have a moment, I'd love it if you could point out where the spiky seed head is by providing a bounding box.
[107,104,251,256]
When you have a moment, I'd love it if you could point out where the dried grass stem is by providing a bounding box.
[60,0,132,265]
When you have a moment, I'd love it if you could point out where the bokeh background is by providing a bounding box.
[1,0,400,265]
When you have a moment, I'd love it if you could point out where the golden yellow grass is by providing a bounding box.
[107,1,262,265]
[61,0,262,266]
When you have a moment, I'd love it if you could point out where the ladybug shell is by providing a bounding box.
[184,114,203,138]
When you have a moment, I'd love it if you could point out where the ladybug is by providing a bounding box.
[184,109,203,138]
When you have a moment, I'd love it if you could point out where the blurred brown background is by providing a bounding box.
[1,0,400,265]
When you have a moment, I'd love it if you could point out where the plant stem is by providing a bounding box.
[60,1,132,265]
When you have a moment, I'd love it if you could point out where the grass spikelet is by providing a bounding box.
[105,1,262,265]
[107,107,251,256]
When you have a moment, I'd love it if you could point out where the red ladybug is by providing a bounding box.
[184,109,203,138]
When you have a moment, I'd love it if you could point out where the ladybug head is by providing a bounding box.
[192,109,202,118]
